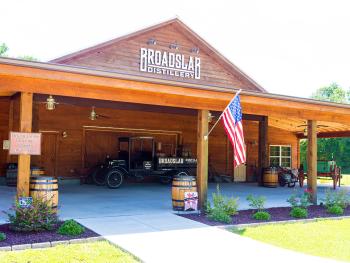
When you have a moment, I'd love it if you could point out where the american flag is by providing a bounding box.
[222,95,246,168]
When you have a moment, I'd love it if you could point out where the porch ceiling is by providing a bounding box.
[269,116,350,138]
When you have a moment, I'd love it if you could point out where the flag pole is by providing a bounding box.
[204,89,242,141]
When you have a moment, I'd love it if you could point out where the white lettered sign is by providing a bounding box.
[140,48,201,79]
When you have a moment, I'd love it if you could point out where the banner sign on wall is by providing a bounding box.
[9,132,41,155]
[140,48,201,80]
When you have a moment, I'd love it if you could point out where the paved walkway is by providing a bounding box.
[77,212,337,263]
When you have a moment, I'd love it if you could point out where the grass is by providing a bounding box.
[0,241,139,263]
[231,218,350,262]
[318,174,350,186]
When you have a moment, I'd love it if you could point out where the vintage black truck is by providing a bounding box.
[91,136,197,188]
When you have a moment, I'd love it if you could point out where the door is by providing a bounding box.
[32,132,58,177]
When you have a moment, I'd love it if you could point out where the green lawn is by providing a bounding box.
[0,241,139,263]
[318,174,350,185]
[231,219,350,262]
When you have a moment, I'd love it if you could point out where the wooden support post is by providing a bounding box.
[307,120,317,204]
[197,110,209,210]
[17,92,33,197]
[258,116,268,186]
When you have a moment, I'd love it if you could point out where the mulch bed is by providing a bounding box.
[0,221,99,247]
[180,205,350,226]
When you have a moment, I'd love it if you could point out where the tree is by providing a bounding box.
[0,42,39,61]
[300,83,350,173]
[311,82,349,103]
[0,43,8,56]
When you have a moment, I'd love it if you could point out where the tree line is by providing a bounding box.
[300,83,350,173]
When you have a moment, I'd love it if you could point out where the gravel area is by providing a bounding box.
[0,221,99,247]
[180,205,350,226]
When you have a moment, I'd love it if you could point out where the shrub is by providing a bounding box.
[287,189,311,209]
[206,185,239,223]
[246,195,266,211]
[290,207,308,218]
[4,196,58,232]
[207,208,232,224]
[252,211,271,221]
[324,189,350,209]
[58,220,85,236]
[0,232,6,241]
[327,205,344,215]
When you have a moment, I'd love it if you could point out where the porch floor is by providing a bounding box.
[1,182,346,223]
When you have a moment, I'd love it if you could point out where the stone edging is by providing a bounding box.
[0,236,104,252]
[219,215,350,229]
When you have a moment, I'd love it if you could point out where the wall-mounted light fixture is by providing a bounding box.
[169,42,179,50]
[208,111,215,123]
[45,95,58,110]
[190,47,200,54]
[89,106,97,121]
[62,131,68,138]
[147,38,157,45]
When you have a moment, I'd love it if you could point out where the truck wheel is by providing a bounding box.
[92,166,107,186]
[106,170,124,189]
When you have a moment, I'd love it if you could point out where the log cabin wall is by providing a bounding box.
[0,97,11,176]
[14,101,298,179]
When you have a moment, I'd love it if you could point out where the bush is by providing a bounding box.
[207,208,232,224]
[0,232,6,241]
[290,207,308,218]
[246,195,266,211]
[252,211,271,221]
[58,220,85,236]
[4,196,58,232]
[206,185,239,223]
[287,190,311,209]
[327,205,344,215]
[324,189,350,209]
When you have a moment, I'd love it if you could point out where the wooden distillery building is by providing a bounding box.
[1,18,350,206]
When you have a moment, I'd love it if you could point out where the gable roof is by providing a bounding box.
[51,18,266,93]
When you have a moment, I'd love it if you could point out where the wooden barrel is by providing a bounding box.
[30,167,46,176]
[263,168,278,188]
[5,165,45,187]
[172,175,197,211]
[30,176,58,209]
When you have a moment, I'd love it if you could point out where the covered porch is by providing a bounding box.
[1,57,350,210]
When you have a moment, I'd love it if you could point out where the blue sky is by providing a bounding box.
[1,0,349,98]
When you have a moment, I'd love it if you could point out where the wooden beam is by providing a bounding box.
[17,92,33,196]
[298,130,350,139]
[197,110,209,209]
[307,120,317,204]
[2,65,350,125]
[258,116,268,186]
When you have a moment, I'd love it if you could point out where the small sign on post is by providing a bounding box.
[9,132,41,155]
[18,196,33,208]
[184,192,198,211]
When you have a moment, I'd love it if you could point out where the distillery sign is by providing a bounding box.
[139,48,201,79]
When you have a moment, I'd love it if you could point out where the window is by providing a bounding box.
[269,145,291,168]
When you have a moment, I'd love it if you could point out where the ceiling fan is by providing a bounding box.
[296,124,329,128]
[297,122,329,136]
[89,106,110,120]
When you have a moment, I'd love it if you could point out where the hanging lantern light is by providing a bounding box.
[303,127,307,137]
[89,106,97,120]
[45,95,58,110]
